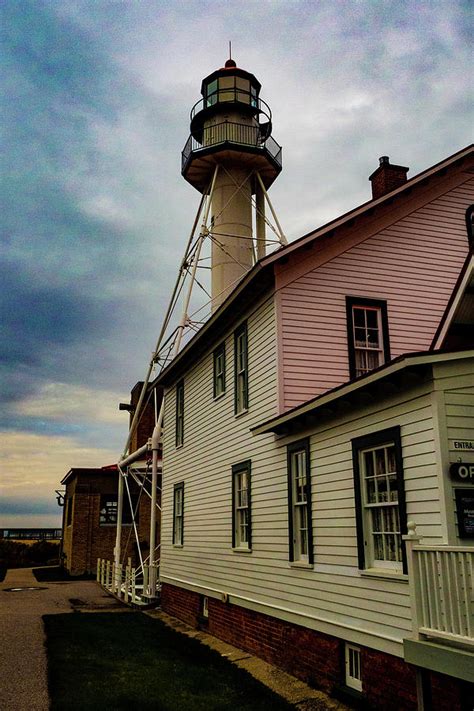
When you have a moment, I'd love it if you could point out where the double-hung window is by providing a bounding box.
[234,323,248,414]
[176,380,184,447]
[346,297,390,379]
[232,461,251,550]
[352,427,407,573]
[173,483,184,545]
[213,343,226,398]
[288,439,313,564]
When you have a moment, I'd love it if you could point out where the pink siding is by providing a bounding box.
[277,178,473,411]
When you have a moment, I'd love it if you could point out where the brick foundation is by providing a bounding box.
[161,582,469,710]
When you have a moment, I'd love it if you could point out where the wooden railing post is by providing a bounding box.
[403,521,424,640]
[125,558,131,603]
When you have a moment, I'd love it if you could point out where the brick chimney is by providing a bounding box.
[369,156,409,200]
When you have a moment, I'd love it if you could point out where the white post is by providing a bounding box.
[106,560,111,590]
[115,563,122,598]
[255,180,266,260]
[403,521,424,641]
[131,567,136,604]
[125,558,131,603]
[114,468,124,572]
[255,172,287,246]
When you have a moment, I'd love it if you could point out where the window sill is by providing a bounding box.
[289,561,314,570]
[232,547,252,554]
[234,408,249,419]
[173,544,184,549]
[175,444,183,450]
[359,569,408,582]
[213,392,226,401]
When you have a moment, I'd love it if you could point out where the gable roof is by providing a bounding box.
[154,144,473,388]
[431,252,474,349]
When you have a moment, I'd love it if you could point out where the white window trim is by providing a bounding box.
[345,643,362,692]
[173,484,184,546]
[360,443,403,573]
[233,462,251,550]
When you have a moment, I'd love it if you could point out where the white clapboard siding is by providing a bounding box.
[433,358,474,543]
[160,293,467,657]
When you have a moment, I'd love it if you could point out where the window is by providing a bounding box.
[213,343,226,398]
[176,380,184,447]
[99,495,137,526]
[288,439,313,564]
[202,596,209,619]
[173,483,184,545]
[66,497,72,526]
[234,323,248,414]
[232,461,251,549]
[345,644,362,691]
[346,297,390,379]
[352,427,407,573]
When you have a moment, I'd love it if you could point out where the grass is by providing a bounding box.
[33,566,95,582]
[44,612,294,711]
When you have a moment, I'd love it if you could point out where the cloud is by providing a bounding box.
[0,431,119,499]
[15,382,128,425]
[1,0,471,526]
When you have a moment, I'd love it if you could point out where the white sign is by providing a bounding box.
[449,440,474,452]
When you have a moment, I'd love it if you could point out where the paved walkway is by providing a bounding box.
[0,567,121,711]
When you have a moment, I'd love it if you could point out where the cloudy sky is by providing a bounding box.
[1,0,472,528]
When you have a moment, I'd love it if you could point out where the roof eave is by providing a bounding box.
[252,349,474,436]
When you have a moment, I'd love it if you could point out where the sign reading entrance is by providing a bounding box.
[450,462,474,482]
[450,440,474,452]
[455,488,474,539]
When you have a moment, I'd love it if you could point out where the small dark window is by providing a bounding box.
[287,439,313,564]
[352,427,407,573]
[173,483,184,545]
[99,495,138,526]
[176,380,184,447]
[234,323,248,414]
[346,297,391,379]
[213,343,226,398]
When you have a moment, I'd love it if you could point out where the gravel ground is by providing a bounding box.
[0,567,120,711]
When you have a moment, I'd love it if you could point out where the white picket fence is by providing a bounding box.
[97,558,159,606]
[404,523,474,647]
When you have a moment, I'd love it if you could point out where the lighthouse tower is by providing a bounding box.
[182,57,282,310]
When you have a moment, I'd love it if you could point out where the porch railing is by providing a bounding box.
[404,522,473,647]
[97,558,159,605]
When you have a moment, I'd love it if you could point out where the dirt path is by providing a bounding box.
[0,567,118,711]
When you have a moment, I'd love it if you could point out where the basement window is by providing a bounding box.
[345,644,362,691]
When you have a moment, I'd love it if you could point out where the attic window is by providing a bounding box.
[346,297,391,379]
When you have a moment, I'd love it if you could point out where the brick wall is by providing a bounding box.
[161,583,467,711]
[64,488,156,576]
